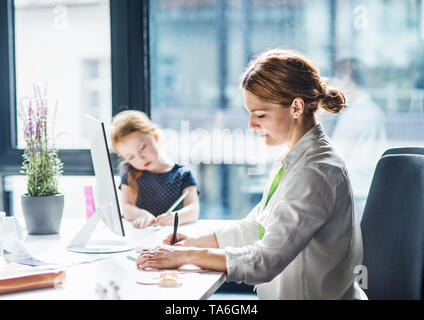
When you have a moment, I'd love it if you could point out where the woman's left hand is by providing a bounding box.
[154,212,175,226]
[136,245,191,270]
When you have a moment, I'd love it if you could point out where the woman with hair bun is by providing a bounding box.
[136,49,366,300]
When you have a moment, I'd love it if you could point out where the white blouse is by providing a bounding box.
[215,123,366,300]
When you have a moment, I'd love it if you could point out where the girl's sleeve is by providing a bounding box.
[181,169,198,190]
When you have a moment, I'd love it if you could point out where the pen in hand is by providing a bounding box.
[171,212,179,245]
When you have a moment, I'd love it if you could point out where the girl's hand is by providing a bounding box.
[155,211,175,226]
[136,245,192,270]
[133,210,156,229]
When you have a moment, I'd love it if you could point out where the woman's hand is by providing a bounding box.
[136,246,227,272]
[163,232,219,248]
[133,210,156,229]
[155,211,175,226]
[136,245,192,270]
[162,232,197,246]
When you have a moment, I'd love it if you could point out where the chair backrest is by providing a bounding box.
[360,154,424,300]
[382,147,424,157]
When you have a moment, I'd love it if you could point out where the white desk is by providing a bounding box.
[1,218,235,300]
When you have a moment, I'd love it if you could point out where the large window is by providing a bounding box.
[1,0,152,216]
[14,0,112,149]
[150,0,424,220]
[1,0,423,220]
[3,0,113,217]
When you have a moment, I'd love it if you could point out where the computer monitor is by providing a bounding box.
[67,115,134,254]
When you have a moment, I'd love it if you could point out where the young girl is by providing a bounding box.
[110,110,199,229]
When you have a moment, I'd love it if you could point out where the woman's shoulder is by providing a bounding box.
[300,141,348,183]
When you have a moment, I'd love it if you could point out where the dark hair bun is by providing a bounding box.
[319,81,346,114]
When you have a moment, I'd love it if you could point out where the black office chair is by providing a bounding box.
[360,154,424,299]
[382,147,424,157]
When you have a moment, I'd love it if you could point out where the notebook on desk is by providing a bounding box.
[130,224,173,252]
[0,257,66,295]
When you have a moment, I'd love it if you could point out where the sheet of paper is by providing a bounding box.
[3,243,52,267]
[0,256,59,279]
[34,242,107,266]
[3,241,106,269]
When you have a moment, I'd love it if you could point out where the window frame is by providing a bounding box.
[0,0,150,213]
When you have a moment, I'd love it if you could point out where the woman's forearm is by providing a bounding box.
[136,245,227,272]
[187,232,219,248]
[189,248,227,272]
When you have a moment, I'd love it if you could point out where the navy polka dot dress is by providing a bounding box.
[120,164,197,217]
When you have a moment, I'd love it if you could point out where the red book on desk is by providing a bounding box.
[0,257,66,295]
[0,269,66,295]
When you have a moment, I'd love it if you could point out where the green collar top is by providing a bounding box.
[257,122,326,240]
[258,166,285,240]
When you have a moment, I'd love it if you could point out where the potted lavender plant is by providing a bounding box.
[18,85,64,235]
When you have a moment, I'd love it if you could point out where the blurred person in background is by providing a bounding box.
[331,58,387,219]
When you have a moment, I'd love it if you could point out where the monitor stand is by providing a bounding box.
[67,206,134,254]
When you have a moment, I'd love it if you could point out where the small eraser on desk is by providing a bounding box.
[160,271,177,280]
[159,271,181,287]
[135,272,180,287]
